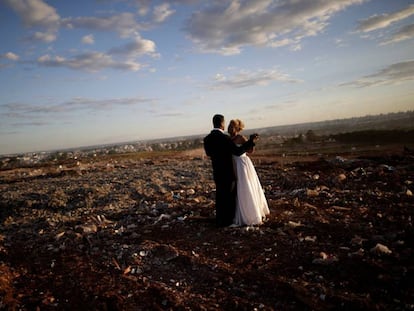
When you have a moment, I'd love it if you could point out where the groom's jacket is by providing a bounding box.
[204,130,254,184]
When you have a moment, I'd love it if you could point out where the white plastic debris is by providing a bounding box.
[287,221,302,228]
[337,173,347,181]
[312,252,338,265]
[370,243,392,255]
[186,189,196,195]
[139,250,148,257]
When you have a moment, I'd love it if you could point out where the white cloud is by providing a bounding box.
[1,96,155,122]
[381,24,414,45]
[37,52,141,72]
[10,121,49,127]
[62,12,142,38]
[340,60,414,87]
[211,68,301,89]
[82,34,95,45]
[31,31,57,42]
[185,0,366,55]
[2,52,20,61]
[132,0,152,16]
[35,35,160,72]
[1,102,65,119]
[61,97,155,110]
[153,3,175,23]
[4,0,60,42]
[0,52,19,68]
[109,37,158,58]
[4,0,60,28]
[356,4,414,33]
[270,38,294,48]
[334,38,347,47]
[214,73,226,82]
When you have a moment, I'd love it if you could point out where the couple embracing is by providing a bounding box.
[204,114,270,227]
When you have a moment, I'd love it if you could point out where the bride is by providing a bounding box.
[228,119,270,226]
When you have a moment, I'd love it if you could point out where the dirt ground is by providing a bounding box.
[0,146,413,310]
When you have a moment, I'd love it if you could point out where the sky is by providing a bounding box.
[0,0,413,155]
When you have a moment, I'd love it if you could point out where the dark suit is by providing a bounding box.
[204,129,255,227]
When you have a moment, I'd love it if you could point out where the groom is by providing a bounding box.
[204,114,258,227]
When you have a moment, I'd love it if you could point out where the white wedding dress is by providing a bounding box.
[233,151,270,226]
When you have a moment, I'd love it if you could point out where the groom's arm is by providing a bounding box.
[230,134,258,156]
[242,135,255,154]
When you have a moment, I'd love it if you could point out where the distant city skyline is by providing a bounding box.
[1,0,414,155]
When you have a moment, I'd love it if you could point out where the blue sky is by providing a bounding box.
[0,0,413,155]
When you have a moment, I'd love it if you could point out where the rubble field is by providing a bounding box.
[0,146,413,310]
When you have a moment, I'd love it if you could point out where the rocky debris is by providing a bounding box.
[0,149,413,310]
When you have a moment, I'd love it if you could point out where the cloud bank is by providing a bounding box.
[211,68,301,89]
[3,0,169,72]
[1,96,156,127]
[356,4,414,32]
[341,60,414,87]
[4,0,60,42]
[356,4,414,45]
[185,0,366,55]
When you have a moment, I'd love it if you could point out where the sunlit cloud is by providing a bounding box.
[1,52,20,61]
[0,96,156,125]
[340,60,414,87]
[130,0,197,17]
[155,112,184,117]
[4,0,60,27]
[109,37,158,58]
[81,34,95,45]
[211,68,301,89]
[265,100,300,112]
[3,0,181,45]
[334,38,347,48]
[36,34,160,72]
[356,4,414,32]
[61,97,156,110]
[1,102,64,127]
[4,0,60,42]
[30,30,57,43]
[381,23,414,45]
[37,52,141,72]
[153,3,175,23]
[131,0,152,16]
[62,12,143,38]
[185,0,366,55]
[11,121,50,127]
[355,4,414,45]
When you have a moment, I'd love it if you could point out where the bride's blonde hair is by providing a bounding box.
[229,119,245,132]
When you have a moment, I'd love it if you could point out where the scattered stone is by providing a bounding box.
[0,147,412,310]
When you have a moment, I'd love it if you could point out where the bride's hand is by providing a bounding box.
[249,133,259,142]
